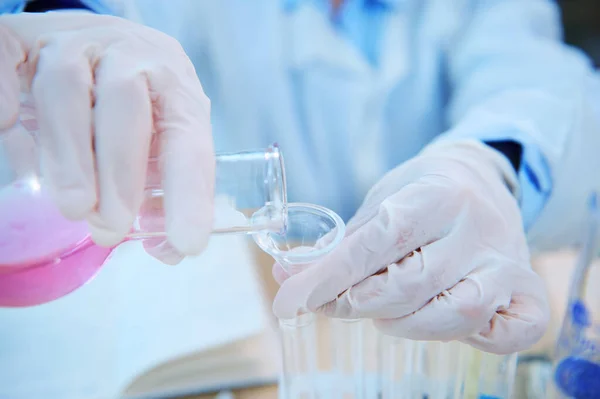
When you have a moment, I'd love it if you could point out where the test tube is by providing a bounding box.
[379,336,426,398]
[331,318,367,399]
[253,203,346,399]
[279,312,320,399]
[380,336,460,399]
[454,343,518,399]
[476,351,518,398]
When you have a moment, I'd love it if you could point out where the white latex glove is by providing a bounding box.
[0,12,214,261]
[273,140,550,354]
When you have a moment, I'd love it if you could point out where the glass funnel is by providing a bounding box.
[0,117,287,307]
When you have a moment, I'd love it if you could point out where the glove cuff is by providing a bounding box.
[420,139,522,201]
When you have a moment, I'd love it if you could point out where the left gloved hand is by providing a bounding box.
[0,12,215,264]
[272,140,549,354]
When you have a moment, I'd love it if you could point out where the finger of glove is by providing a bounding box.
[373,270,505,341]
[318,232,476,319]
[460,270,550,354]
[272,262,290,285]
[143,239,185,265]
[31,37,96,220]
[318,250,430,319]
[273,182,455,320]
[324,184,509,320]
[0,24,25,129]
[86,49,153,247]
[138,190,186,265]
[150,53,215,256]
[372,265,547,355]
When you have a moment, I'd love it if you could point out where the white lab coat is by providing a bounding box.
[108,0,600,250]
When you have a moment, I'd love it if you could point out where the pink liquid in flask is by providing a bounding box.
[0,180,113,307]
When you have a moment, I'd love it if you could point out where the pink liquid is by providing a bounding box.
[0,181,113,307]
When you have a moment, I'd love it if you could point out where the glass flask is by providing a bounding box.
[0,115,287,307]
[549,192,600,399]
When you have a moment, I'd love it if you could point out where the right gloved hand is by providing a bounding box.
[272,140,549,355]
[0,12,215,263]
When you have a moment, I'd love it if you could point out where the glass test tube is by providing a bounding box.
[475,351,518,399]
[253,203,347,399]
[454,343,518,399]
[331,318,367,399]
[0,115,288,306]
[379,336,461,399]
[379,336,517,399]
[280,312,320,399]
[514,356,553,399]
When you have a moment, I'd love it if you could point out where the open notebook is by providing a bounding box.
[0,234,279,399]
[123,244,281,398]
[123,330,280,398]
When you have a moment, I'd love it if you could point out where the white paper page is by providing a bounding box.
[0,232,266,399]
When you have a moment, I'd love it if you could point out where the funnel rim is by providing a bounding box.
[252,202,345,265]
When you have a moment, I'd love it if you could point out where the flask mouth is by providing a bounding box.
[133,143,289,237]
[260,143,288,234]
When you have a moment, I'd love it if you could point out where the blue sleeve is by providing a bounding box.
[441,0,594,231]
[0,0,25,13]
[0,0,114,14]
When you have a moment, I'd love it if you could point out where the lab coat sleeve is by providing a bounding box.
[441,0,595,231]
[0,0,115,14]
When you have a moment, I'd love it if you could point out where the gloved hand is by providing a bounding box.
[0,12,214,263]
[273,139,550,354]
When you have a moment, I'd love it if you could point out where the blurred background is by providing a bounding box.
[559,0,600,66]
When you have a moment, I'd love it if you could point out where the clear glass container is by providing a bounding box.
[0,116,287,307]
[331,318,367,399]
[253,203,346,399]
[379,337,517,399]
[379,338,462,398]
[549,192,600,399]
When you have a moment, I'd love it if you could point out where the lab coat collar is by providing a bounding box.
[283,0,406,12]
[284,2,370,73]
[283,0,410,85]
